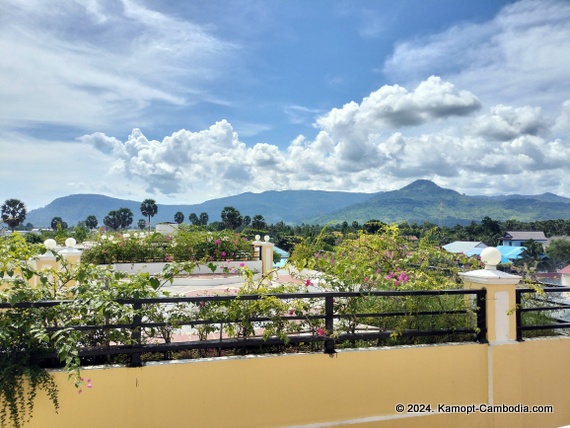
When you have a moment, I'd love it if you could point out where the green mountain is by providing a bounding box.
[25,190,374,228]
[23,180,570,228]
[308,180,570,226]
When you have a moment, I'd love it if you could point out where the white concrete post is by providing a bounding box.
[252,235,274,277]
[460,247,522,343]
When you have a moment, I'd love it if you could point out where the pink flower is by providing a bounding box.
[87,379,92,388]
[240,262,245,267]
[288,309,295,315]
[316,328,326,336]
[221,251,226,257]
[78,388,83,395]
[305,279,312,287]
[215,239,221,245]
[364,277,369,282]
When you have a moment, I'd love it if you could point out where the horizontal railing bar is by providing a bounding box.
[0,289,484,309]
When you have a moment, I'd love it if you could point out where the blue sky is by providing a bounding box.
[1,0,570,210]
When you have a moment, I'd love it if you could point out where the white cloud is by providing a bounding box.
[0,0,237,130]
[470,105,550,141]
[383,0,570,113]
[316,76,481,131]
[76,75,570,205]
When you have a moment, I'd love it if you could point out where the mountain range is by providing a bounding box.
[24,180,570,228]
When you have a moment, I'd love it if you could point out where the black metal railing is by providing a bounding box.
[516,286,570,341]
[0,289,487,367]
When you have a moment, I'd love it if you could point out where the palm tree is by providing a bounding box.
[50,217,68,230]
[174,212,184,224]
[85,215,98,230]
[140,199,158,231]
[199,212,209,226]
[1,199,27,232]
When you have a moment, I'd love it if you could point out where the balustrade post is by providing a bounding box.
[460,247,521,343]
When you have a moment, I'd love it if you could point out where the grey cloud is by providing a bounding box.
[471,105,549,141]
[317,76,481,133]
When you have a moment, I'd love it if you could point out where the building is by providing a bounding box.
[498,231,547,247]
[442,241,487,254]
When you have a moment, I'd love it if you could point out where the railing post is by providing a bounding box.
[515,289,523,341]
[324,295,335,354]
[460,247,521,343]
[475,289,488,343]
[129,299,143,367]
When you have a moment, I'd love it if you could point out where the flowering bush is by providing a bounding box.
[81,228,253,265]
[289,226,482,340]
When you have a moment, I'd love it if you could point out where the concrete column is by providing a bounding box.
[460,247,521,343]
[252,235,274,277]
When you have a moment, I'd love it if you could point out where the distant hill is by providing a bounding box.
[308,180,570,226]
[25,190,374,228]
[23,180,570,228]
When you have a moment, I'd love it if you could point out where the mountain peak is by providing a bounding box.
[400,180,447,193]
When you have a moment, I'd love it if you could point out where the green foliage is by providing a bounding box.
[1,199,27,232]
[140,199,158,231]
[289,226,482,343]
[220,206,242,230]
[80,229,254,264]
[545,239,570,270]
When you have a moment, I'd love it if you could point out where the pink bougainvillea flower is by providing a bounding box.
[305,279,312,287]
[364,277,369,282]
[87,379,92,388]
[215,239,221,245]
[78,388,83,395]
[239,262,245,267]
[288,309,295,315]
[316,328,326,336]
[221,251,226,257]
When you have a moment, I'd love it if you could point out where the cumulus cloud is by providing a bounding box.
[316,76,480,131]
[383,0,570,113]
[470,105,550,141]
[82,75,570,201]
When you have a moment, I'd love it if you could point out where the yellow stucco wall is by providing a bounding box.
[20,339,570,428]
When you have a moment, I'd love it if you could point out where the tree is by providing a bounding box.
[545,239,570,270]
[140,199,158,231]
[199,212,209,226]
[188,213,199,225]
[137,219,146,230]
[251,214,267,230]
[1,199,27,232]
[220,206,242,230]
[363,220,386,234]
[85,215,98,230]
[117,208,134,229]
[174,212,185,224]
[51,217,68,230]
[243,215,251,227]
[103,211,121,231]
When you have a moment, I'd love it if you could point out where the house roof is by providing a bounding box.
[496,245,526,262]
[559,264,570,274]
[442,241,487,254]
[499,231,547,242]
